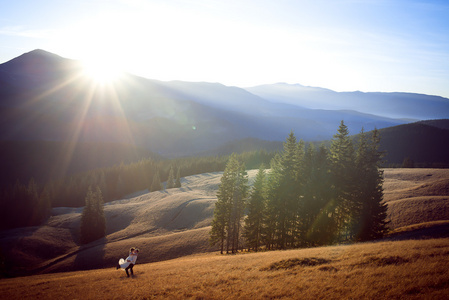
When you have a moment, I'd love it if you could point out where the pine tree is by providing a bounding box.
[355,128,389,240]
[228,163,248,253]
[306,144,335,245]
[210,158,235,254]
[266,132,302,249]
[80,186,106,244]
[244,165,267,251]
[150,170,163,192]
[210,154,248,254]
[166,166,175,189]
[329,120,357,242]
[175,167,182,188]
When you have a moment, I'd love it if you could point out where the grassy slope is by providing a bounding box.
[0,168,449,298]
[1,238,449,299]
[384,168,449,230]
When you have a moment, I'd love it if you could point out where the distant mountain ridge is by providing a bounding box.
[246,83,449,120]
[1,49,448,159]
[203,119,449,167]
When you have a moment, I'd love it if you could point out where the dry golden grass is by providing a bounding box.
[1,168,448,281]
[1,237,448,299]
[383,168,449,230]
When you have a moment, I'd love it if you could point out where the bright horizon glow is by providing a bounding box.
[81,58,123,85]
[0,0,449,98]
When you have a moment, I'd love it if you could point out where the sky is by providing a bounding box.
[1,0,449,98]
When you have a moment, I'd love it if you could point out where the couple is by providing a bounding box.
[117,247,139,277]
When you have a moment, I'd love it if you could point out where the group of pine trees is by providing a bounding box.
[210,121,389,253]
[77,153,271,244]
[0,179,51,229]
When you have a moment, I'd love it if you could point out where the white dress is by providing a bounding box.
[119,253,137,269]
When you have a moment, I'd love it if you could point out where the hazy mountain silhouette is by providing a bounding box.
[1,49,447,158]
[201,119,449,168]
[247,83,449,120]
[376,119,449,166]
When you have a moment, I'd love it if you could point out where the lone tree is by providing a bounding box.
[80,186,106,244]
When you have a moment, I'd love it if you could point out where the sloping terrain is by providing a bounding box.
[1,168,448,278]
[377,120,449,166]
[1,237,448,299]
[0,170,258,276]
[384,168,449,230]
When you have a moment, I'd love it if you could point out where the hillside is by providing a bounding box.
[2,50,448,187]
[1,168,448,279]
[205,119,449,167]
[0,141,157,186]
[378,119,449,166]
[1,234,449,299]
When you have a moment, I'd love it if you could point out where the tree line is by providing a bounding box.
[210,121,389,253]
[0,150,274,230]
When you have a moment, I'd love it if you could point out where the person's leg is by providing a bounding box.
[129,263,134,276]
[125,264,131,277]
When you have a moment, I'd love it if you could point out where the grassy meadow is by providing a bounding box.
[1,237,449,299]
[0,168,448,298]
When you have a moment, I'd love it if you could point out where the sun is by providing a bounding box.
[81,59,123,84]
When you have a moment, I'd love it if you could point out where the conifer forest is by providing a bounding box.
[210,121,388,253]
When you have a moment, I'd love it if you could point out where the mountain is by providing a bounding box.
[205,119,449,168]
[1,49,446,162]
[0,49,411,159]
[246,83,449,120]
[377,119,449,166]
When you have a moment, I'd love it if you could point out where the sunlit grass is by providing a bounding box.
[2,238,448,299]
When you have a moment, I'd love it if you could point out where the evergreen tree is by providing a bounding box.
[166,166,175,189]
[402,157,415,168]
[355,129,389,240]
[329,120,357,242]
[210,154,249,254]
[306,144,335,245]
[210,157,235,254]
[266,132,302,249]
[244,165,267,251]
[175,167,182,188]
[150,170,163,192]
[228,163,248,253]
[80,186,106,244]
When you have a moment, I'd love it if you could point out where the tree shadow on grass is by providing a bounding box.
[73,238,106,271]
[385,222,449,241]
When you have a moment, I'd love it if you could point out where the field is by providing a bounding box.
[0,168,448,298]
[1,238,448,299]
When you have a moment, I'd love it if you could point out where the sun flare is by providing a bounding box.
[81,59,122,84]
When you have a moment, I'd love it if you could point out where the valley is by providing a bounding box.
[0,168,448,298]
[1,168,448,278]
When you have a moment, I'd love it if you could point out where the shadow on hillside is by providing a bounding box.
[72,240,106,271]
[0,225,75,277]
[385,222,449,241]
